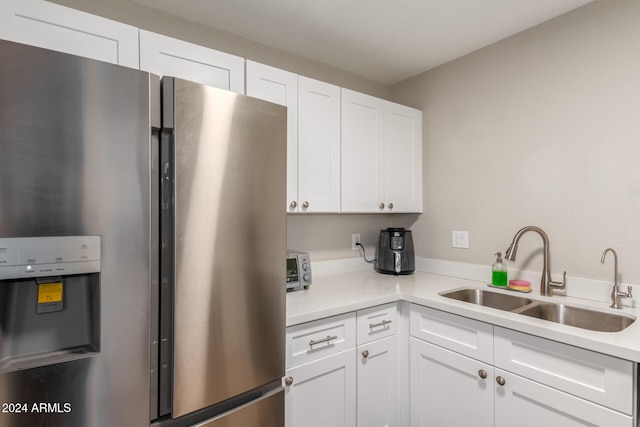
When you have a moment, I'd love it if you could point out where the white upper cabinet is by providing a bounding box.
[384,101,422,212]
[139,30,244,93]
[247,66,341,213]
[341,88,423,213]
[341,89,386,212]
[297,76,341,213]
[246,61,299,212]
[0,0,139,68]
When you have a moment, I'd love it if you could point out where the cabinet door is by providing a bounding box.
[410,337,494,427]
[297,76,341,213]
[285,349,356,427]
[494,369,633,427]
[139,30,244,93]
[246,61,299,213]
[494,326,633,415]
[0,0,139,68]
[341,88,385,213]
[384,102,422,213]
[357,336,397,427]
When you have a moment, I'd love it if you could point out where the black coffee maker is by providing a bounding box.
[375,228,415,275]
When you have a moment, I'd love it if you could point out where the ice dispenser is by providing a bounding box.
[0,236,101,373]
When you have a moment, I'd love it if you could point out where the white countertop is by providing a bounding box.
[287,269,640,363]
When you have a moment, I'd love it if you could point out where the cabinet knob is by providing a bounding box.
[388,203,394,210]
[285,376,293,387]
[379,203,385,209]
[496,376,506,386]
[302,201,309,209]
[478,370,487,379]
[362,350,369,359]
[289,201,297,209]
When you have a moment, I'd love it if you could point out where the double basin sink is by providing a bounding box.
[440,287,635,332]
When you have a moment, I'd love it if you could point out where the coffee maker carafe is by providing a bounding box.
[375,228,415,275]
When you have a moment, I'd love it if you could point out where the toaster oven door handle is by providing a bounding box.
[309,335,338,347]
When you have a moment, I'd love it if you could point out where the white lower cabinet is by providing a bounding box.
[286,303,636,427]
[285,303,398,426]
[494,368,632,427]
[285,348,357,427]
[410,337,494,427]
[357,335,398,427]
[409,304,634,427]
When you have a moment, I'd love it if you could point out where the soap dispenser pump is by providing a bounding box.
[492,252,508,287]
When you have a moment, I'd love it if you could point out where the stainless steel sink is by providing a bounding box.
[517,302,635,333]
[440,287,636,332]
[440,288,533,311]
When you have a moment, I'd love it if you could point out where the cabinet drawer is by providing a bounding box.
[286,313,356,368]
[357,303,397,344]
[410,305,493,364]
[494,327,634,415]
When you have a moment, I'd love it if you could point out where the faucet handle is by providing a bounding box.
[550,271,567,291]
[626,286,632,298]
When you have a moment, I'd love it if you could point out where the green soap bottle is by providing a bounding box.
[492,252,508,287]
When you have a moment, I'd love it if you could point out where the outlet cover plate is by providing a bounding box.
[352,233,361,250]
[452,230,469,249]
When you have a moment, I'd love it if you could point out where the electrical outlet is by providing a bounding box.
[452,230,469,249]
[352,233,361,250]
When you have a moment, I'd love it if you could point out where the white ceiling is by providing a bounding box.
[133,0,596,85]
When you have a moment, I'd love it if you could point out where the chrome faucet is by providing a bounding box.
[504,226,566,296]
[601,248,632,309]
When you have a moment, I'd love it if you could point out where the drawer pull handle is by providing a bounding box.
[309,335,338,347]
[369,319,392,329]
[496,376,506,386]
[478,370,487,379]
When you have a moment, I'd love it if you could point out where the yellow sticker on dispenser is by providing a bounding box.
[38,282,63,303]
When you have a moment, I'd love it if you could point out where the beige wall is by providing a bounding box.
[287,214,419,261]
[390,0,640,283]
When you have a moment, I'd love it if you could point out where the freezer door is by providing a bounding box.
[168,78,287,418]
[0,40,153,427]
[196,389,284,427]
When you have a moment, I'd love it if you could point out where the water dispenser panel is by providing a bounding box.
[0,236,101,373]
[0,236,101,279]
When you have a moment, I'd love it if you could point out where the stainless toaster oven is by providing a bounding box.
[286,250,311,291]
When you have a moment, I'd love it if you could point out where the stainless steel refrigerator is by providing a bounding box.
[0,39,156,426]
[152,78,286,426]
[0,39,286,427]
